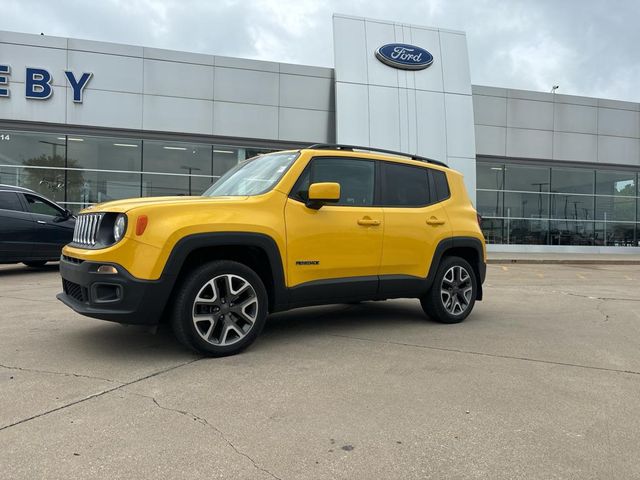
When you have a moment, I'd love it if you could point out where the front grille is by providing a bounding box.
[62,254,84,264]
[62,279,88,303]
[72,213,103,247]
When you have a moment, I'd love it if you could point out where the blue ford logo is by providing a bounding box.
[375,43,434,70]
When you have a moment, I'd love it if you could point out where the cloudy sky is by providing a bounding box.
[2,0,639,102]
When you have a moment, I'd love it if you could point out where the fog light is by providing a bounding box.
[97,265,118,274]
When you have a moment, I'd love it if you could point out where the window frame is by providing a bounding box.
[289,156,378,208]
[23,193,65,217]
[0,190,26,213]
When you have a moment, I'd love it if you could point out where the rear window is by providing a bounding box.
[432,170,450,202]
[0,191,23,212]
[381,162,430,207]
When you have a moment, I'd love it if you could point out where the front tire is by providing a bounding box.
[421,256,477,324]
[171,260,268,357]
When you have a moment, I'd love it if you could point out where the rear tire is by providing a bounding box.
[23,261,47,268]
[421,256,477,324]
[171,260,268,357]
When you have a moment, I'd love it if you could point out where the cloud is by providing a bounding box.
[1,0,638,102]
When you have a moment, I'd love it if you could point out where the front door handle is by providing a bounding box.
[426,216,445,226]
[357,217,381,226]
[37,220,47,224]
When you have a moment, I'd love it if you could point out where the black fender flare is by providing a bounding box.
[161,232,288,311]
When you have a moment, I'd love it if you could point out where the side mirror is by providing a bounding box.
[306,182,340,210]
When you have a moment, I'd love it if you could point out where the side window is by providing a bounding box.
[381,162,430,207]
[0,192,24,212]
[432,170,450,202]
[292,157,375,206]
[25,194,63,217]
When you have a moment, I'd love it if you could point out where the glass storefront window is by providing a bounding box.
[595,170,636,196]
[476,162,504,190]
[594,222,635,247]
[504,192,549,219]
[67,170,142,209]
[480,218,504,244]
[505,165,550,192]
[551,168,594,194]
[549,221,594,246]
[476,190,503,218]
[551,194,594,220]
[66,135,142,172]
[595,196,636,222]
[0,130,65,168]
[505,219,549,245]
[143,140,212,176]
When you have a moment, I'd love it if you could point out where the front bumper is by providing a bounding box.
[57,255,175,325]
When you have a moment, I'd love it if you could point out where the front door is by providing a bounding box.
[0,191,35,261]
[285,157,383,301]
[23,193,74,259]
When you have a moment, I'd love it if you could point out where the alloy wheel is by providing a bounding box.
[191,274,259,346]
[440,265,473,316]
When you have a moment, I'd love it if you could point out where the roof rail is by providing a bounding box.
[306,143,448,168]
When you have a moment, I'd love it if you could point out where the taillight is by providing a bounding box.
[476,213,483,227]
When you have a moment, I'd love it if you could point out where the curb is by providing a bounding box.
[487,259,640,265]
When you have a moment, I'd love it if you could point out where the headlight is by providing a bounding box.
[113,214,127,243]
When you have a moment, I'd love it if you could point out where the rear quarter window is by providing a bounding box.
[0,191,24,212]
[432,170,450,202]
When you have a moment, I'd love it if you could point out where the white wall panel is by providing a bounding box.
[597,108,640,138]
[67,50,143,93]
[415,90,446,161]
[214,67,278,106]
[473,94,506,127]
[279,108,334,143]
[507,98,553,130]
[143,96,213,134]
[474,125,506,157]
[597,136,640,166]
[279,74,333,111]
[368,85,400,150]
[332,16,368,84]
[0,43,67,86]
[439,32,471,95]
[409,27,442,92]
[335,82,369,145]
[506,128,553,159]
[0,82,66,123]
[144,59,213,99]
[364,20,398,88]
[213,102,278,140]
[554,103,597,134]
[67,89,142,129]
[445,93,475,158]
[552,132,597,162]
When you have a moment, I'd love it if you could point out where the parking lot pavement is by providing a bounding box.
[1,263,639,479]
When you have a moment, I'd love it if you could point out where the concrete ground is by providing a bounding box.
[1,262,639,479]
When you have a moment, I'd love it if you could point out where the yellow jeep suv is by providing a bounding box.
[58,145,486,356]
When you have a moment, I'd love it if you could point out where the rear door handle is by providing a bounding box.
[357,217,381,226]
[426,216,445,226]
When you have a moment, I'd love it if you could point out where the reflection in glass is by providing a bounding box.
[143,140,212,176]
[549,221,594,246]
[594,222,635,247]
[504,192,549,219]
[142,174,190,197]
[505,219,549,245]
[480,218,503,244]
[551,168,594,194]
[595,196,635,222]
[476,162,504,190]
[550,194,594,220]
[67,135,141,172]
[476,190,503,217]
[595,170,636,196]
[505,165,550,192]
[67,170,142,209]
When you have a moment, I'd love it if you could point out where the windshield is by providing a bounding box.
[203,151,299,197]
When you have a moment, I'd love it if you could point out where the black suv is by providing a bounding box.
[0,184,75,267]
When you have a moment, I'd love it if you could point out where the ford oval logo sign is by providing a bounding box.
[375,43,434,70]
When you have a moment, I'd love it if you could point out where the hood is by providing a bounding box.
[80,195,249,214]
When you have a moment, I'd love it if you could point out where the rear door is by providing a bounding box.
[378,162,452,291]
[23,194,75,259]
[0,191,36,261]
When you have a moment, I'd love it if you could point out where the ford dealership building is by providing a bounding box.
[1,15,639,253]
